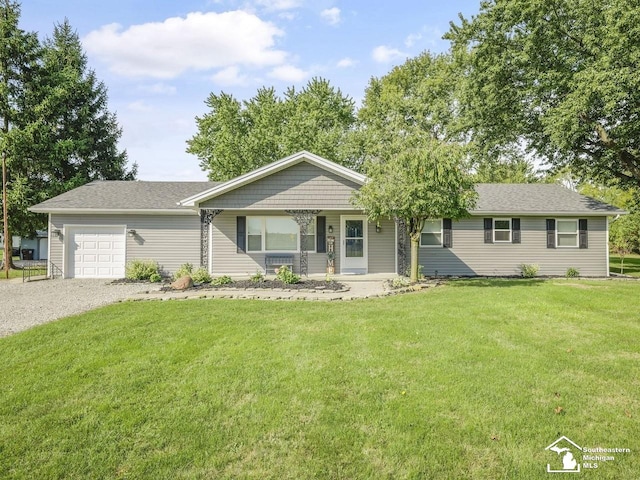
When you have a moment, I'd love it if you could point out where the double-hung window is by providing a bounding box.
[556,219,578,247]
[493,219,511,242]
[420,219,442,247]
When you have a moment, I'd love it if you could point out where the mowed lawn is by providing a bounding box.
[610,253,640,277]
[0,280,638,479]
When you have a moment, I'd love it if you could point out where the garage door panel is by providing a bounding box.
[68,227,126,278]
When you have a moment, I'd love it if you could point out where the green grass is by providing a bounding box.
[0,251,22,279]
[609,253,640,277]
[1,279,638,479]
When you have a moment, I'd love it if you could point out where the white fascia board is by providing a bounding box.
[469,211,626,217]
[178,151,367,207]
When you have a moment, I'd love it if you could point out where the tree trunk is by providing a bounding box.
[409,232,420,283]
[620,255,625,274]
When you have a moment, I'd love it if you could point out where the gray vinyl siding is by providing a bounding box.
[211,211,396,275]
[50,214,201,277]
[201,162,361,210]
[418,216,608,276]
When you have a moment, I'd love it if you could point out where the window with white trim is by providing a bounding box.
[493,218,511,242]
[246,216,316,252]
[301,220,316,252]
[420,219,442,247]
[557,219,578,247]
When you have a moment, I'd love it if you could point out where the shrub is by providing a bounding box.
[192,267,212,284]
[173,263,193,280]
[275,265,300,284]
[520,263,539,278]
[566,267,580,278]
[125,259,159,281]
[391,276,410,288]
[149,273,162,283]
[250,270,265,283]
[212,275,233,286]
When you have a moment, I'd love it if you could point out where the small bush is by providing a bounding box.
[125,259,159,281]
[275,265,300,284]
[173,263,193,280]
[566,267,580,278]
[250,270,265,283]
[212,275,233,286]
[391,276,410,288]
[520,263,539,278]
[192,267,212,284]
[149,273,162,283]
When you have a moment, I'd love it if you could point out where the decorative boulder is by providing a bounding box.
[171,275,193,290]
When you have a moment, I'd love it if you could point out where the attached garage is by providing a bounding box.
[66,226,126,278]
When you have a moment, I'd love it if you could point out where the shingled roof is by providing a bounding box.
[30,180,624,216]
[30,181,220,213]
[473,184,625,215]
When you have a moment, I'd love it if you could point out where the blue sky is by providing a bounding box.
[20,0,481,181]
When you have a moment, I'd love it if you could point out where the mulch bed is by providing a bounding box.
[111,278,345,292]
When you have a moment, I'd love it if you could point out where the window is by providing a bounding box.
[301,220,316,252]
[557,219,578,247]
[493,219,511,242]
[246,216,316,252]
[247,217,262,252]
[421,219,442,247]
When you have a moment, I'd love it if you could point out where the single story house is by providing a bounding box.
[30,151,624,279]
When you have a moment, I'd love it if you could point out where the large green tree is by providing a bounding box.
[354,138,476,282]
[0,0,40,275]
[187,77,356,181]
[1,11,134,274]
[355,52,476,281]
[447,0,640,187]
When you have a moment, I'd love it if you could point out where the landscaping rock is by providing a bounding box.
[171,275,193,290]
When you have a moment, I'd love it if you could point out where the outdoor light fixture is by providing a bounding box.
[376,224,382,233]
[127,229,137,237]
[51,229,61,238]
[328,225,333,234]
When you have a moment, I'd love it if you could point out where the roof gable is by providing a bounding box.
[179,151,366,207]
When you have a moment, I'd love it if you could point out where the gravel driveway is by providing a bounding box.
[0,279,159,338]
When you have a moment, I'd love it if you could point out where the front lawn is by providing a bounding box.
[0,280,638,479]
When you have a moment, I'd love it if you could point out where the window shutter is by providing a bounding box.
[512,218,521,244]
[236,216,246,253]
[579,219,588,249]
[316,216,326,253]
[546,219,556,248]
[443,218,453,248]
[484,218,493,243]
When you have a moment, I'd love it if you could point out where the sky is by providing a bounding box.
[20,0,482,181]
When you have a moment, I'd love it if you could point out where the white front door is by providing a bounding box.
[67,226,126,278]
[340,215,368,274]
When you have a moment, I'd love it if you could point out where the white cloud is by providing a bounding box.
[371,45,407,63]
[404,26,444,48]
[254,0,301,10]
[268,64,308,82]
[127,100,153,112]
[320,7,341,26]
[336,57,356,68]
[212,66,249,86]
[139,83,177,95]
[405,33,422,47]
[83,11,287,78]
[279,11,297,20]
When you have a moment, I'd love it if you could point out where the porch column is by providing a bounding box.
[395,217,409,276]
[285,209,320,277]
[200,209,223,269]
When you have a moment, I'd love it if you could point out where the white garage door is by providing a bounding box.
[68,227,126,278]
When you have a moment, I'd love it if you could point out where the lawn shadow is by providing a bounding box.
[446,277,546,288]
